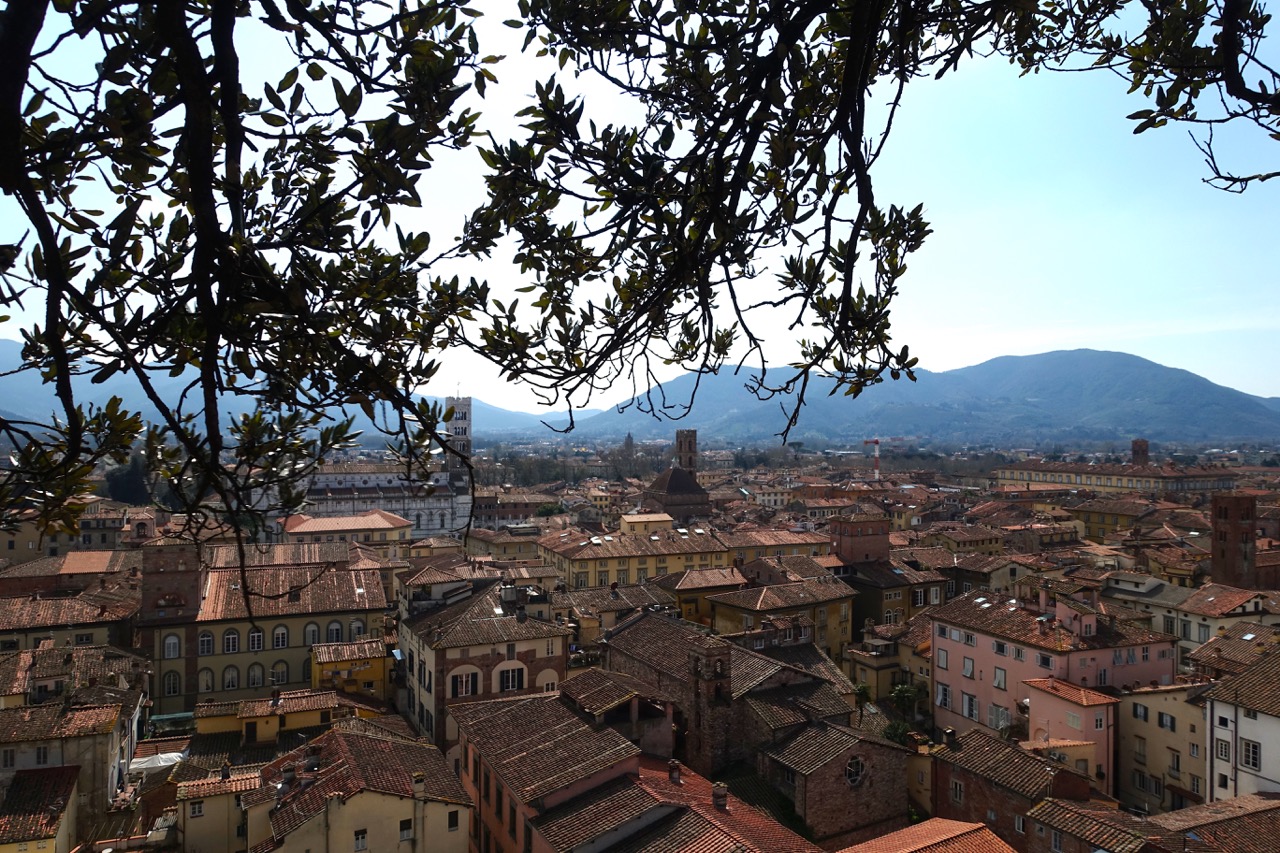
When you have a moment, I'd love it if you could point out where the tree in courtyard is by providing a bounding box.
[0,0,1275,542]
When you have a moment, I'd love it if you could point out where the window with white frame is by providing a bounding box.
[354,829,367,851]
[198,632,213,656]
[248,628,263,652]
[273,625,289,649]
[163,670,181,696]
[163,634,181,659]
[1241,738,1262,770]
[189,801,204,818]
[499,667,525,692]
[950,780,963,803]
[936,683,952,710]
[936,649,948,670]
[962,657,974,678]
[223,629,239,654]
[993,667,1006,690]
[1158,712,1176,731]
[962,693,978,720]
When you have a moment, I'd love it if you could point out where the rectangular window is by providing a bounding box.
[189,801,204,818]
[452,672,478,698]
[1241,738,1262,770]
[936,649,948,670]
[1190,743,1200,758]
[1169,750,1181,773]
[1066,712,1081,730]
[963,632,975,646]
[1135,736,1146,764]
[354,829,368,851]
[1245,708,1258,720]
[1051,829,1063,852]
[1158,712,1176,732]
[0,749,12,768]
[993,640,1008,656]
[988,704,1010,730]
[448,810,460,832]
[1133,703,1148,722]
[1015,815,1026,834]
[1037,653,1052,669]
[35,746,48,766]
[1095,712,1105,730]
[962,693,978,721]
[936,683,952,710]
[950,780,964,803]
[962,657,975,678]
[74,632,93,645]
[1216,738,1230,761]
[993,667,1006,690]
[1014,647,1025,662]
[1191,775,1202,795]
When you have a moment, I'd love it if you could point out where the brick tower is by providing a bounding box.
[675,430,698,473]
[1211,492,1257,588]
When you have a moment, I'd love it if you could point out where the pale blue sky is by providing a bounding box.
[2,14,1275,416]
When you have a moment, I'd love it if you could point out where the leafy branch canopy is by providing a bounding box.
[0,0,1271,535]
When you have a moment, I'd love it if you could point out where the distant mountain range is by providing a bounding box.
[2,340,1278,445]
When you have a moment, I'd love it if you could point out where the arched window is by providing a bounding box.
[271,660,289,685]
[223,666,239,691]
[247,663,265,688]
[273,625,289,649]
[350,619,365,638]
[198,632,213,656]
[304,623,320,646]
[326,621,342,643]
[223,629,239,654]
[248,628,264,652]
[162,670,181,696]
[163,634,180,660]
[198,668,214,693]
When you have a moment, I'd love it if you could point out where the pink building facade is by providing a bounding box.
[930,590,1177,757]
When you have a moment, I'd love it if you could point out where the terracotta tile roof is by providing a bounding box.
[848,558,945,589]
[1179,583,1273,618]
[311,638,386,665]
[1149,792,1280,849]
[1025,798,1178,853]
[624,755,823,853]
[707,577,854,612]
[134,736,191,760]
[763,722,909,775]
[932,729,1085,800]
[251,728,468,841]
[1187,621,1280,673]
[602,611,728,679]
[652,567,748,591]
[931,590,1175,653]
[197,565,386,621]
[449,693,641,802]
[755,642,856,694]
[530,775,661,850]
[1203,646,1280,717]
[891,546,961,570]
[560,668,676,715]
[539,529,724,561]
[403,584,571,649]
[238,690,340,718]
[1025,678,1119,707]
[282,509,410,534]
[0,766,79,843]
[840,818,1017,852]
[0,703,120,743]
[0,581,140,631]
[743,679,853,731]
[551,583,676,615]
[175,772,261,801]
[714,529,832,552]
